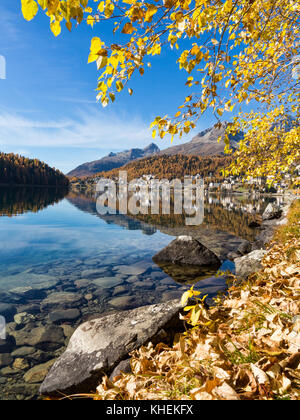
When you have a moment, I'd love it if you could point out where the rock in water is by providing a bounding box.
[153,236,221,267]
[234,250,267,279]
[237,240,252,256]
[262,203,282,221]
[40,300,183,396]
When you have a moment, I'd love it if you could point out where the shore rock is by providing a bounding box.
[40,300,183,396]
[109,359,132,381]
[234,250,267,278]
[237,240,252,256]
[153,236,221,267]
[262,203,282,221]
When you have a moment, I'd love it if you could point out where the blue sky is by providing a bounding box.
[0,1,219,173]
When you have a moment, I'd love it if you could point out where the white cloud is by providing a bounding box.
[0,107,156,150]
[0,6,20,42]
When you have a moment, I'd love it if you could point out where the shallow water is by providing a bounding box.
[0,186,279,399]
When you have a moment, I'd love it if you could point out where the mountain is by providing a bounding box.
[68,143,160,177]
[160,122,243,156]
[0,152,69,187]
[68,123,243,178]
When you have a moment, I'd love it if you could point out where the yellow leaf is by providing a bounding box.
[190,306,201,325]
[121,22,134,34]
[181,291,190,306]
[101,96,109,108]
[21,0,38,21]
[97,56,107,70]
[116,81,124,92]
[87,15,95,27]
[105,3,115,18]
[128,88,133,95]
[98,2,105,12]
[50,20,61,37]
[145,5,158,23]
[66,21,72,32]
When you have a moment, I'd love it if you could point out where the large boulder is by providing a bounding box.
[262,203,282,221]
[234,250,267,279]
[153,236,221,267]
[40,300,183,396]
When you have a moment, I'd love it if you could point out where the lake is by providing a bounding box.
[0,186,280,399]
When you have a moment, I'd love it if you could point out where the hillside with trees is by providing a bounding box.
[0,152,69,186]
[90,154,232,181]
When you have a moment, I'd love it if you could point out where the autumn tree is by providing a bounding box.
[21,0,300,181]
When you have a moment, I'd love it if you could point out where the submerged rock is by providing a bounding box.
[41,292,83,312]
[0,303,17,322]
[12,358,30,371]
[153,236,221,268]
[0,353,13,368]
[12,325,65,349]
[11,347,35,357]
[24,360,56,384]
[14,312,35,326]
[9,286,46,300]
[234,250,267,279]
[48,309,81,323]
[40,300,183,396]
[115,265,149,276]
[92,277,123,289]
[108,296,136,310]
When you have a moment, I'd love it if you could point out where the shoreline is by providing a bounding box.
[38,196,298,399]
[93,197,299,400]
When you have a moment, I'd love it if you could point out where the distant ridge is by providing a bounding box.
[160,122,243,156]
[68,143,160,177]
[68,122,244,178]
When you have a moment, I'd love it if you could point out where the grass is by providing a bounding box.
[272,199,300,263]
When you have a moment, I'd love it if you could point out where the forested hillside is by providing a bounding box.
[0,152,69,186]
[92,154,232,181]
